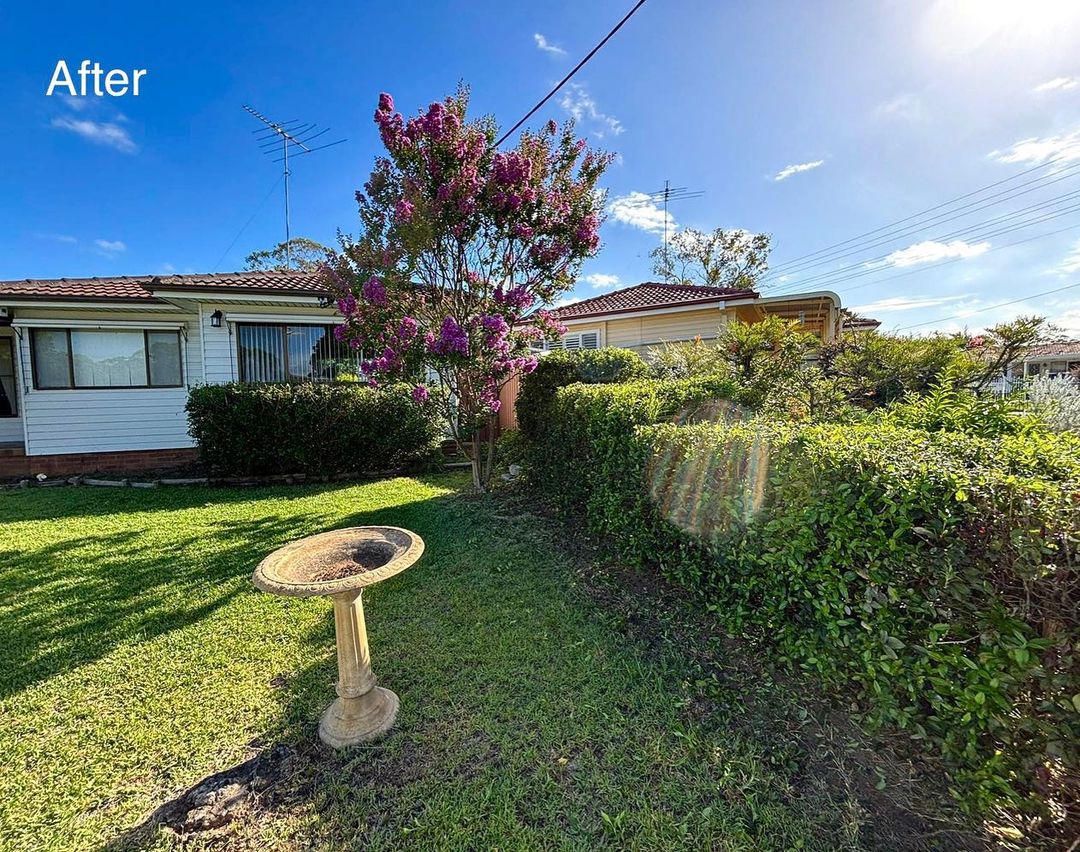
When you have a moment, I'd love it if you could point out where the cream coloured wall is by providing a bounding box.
[583,307,730,355]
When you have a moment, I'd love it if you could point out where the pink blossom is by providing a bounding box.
[411,384,430,404]
[361,276,388,306]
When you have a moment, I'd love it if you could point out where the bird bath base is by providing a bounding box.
[252,527,424,749]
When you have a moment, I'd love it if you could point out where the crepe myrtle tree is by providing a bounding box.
[321,88,612,490]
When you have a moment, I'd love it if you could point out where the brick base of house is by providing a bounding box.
[0,446,200,479]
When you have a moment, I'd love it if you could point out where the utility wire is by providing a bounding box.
[494,0,648,148]
[892,278,1080,332]
[765,155,1073,274]
[767,195,1080,294]
[764,160,1080,282]
[833,222,1080,300]
[211,175,284,273]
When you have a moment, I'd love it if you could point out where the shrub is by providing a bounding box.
[882,381,1039,438]
[523,374,1080,819]
[186,382,440,476]
[516,347,648,440]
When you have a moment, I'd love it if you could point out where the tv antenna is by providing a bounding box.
[242,104,347,269]
[623,180,704,259]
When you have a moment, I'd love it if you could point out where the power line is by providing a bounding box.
[767,193,1080,295]
[893,279,1080,332]
[211,175,285,273]
[494,0,648,148]
[832,222,1080,300]
[766,154,1075,275]
[764,160,1080,282]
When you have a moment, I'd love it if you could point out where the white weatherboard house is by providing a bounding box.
[0,271,343,477]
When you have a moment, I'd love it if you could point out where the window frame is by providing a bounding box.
[0,336,16,417]
[29,328,184,390]
[236,322,358,384]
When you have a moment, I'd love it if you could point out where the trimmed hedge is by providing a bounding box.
[524,376,1080,817]
[186,382,439,476]
[516,347,649,441]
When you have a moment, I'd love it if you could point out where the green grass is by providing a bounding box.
[1,475,868,850]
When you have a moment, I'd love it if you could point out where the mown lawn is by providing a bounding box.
[1,474,875,850]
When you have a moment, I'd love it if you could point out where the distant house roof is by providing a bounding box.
[0,270,327,303]
[551,282,758,320]
[1024,340,1080,359]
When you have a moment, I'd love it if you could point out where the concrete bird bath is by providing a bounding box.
[253,526,424,749]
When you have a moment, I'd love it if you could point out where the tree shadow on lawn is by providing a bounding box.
[0,478,457,700]
[103,491,979,851]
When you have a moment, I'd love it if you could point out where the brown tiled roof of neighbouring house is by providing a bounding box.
[550,282,758,320]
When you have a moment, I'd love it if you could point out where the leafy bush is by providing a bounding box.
[516,347,648,440]
[648,337,729,380]
[882,380,1038,438]
[186,382,440,476]
[523,373,1080,819]
[636,421,1079,815]
[819,331,971,407]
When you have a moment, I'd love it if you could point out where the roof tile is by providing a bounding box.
[551,282,758,320]
[0,271,327,302]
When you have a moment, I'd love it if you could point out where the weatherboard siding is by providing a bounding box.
[14,308,201,456]
[600,307,730,353]
[201,302,338,384]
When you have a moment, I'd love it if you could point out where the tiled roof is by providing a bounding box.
[1025,341,1080,358]
[0,276,158,302]
[0,271,328,302]
[153,271,326,294]
[551,282,758,320]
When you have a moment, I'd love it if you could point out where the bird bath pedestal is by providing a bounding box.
[253,526,424,749]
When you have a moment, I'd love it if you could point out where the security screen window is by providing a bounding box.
[237,323,359,383]
[30,328,183,389]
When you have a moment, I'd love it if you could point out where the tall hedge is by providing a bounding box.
[186,382,439,476]
[516,347,649,441]
[524,377,1080,817]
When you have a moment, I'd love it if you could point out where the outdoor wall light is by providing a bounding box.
[210,310,223,328]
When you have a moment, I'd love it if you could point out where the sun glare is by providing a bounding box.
[924,0,1080,56]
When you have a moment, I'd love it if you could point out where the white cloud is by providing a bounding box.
[607,192,677,235]
[990,128,1080,165]
[51,116,137,153]
[34,232,77,244]
[852,295,969,314]
[879,239,991,268]
[94,239,127,257]
[583,273,620,289]
[534,33,566,56]
[558,83,623,138]
[873,93,927,122]
[554,295,583,308]
[1034,76,1079,93]
[773,159,824,181]
[1048,238,1080,275]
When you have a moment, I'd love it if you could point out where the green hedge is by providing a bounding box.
[516,347,649,441]
[525,377,1080,816]
[186,382,439,476]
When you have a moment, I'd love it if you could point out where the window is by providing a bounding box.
[237,323,359,383]
[30,328,183,389]
[547,330,600,351]
[0,337,15,416]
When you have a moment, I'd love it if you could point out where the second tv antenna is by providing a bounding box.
[243,104,347,269]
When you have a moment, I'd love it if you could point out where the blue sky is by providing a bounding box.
[3,0,1080,334]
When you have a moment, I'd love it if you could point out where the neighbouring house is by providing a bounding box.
[989,340,1080,394]
[0,271,346,478]
[494,282,849,430]
[540,282,844,354]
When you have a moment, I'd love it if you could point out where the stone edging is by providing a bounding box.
[2,468,417,491]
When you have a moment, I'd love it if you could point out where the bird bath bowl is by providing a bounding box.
[253,526,424,749]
